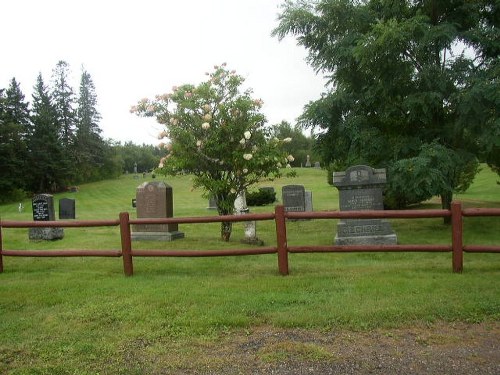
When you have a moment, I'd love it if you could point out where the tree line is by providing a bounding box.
[0,61,161,203]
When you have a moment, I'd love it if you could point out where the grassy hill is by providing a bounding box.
[0,167,498,373]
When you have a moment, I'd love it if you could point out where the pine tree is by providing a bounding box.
[0,78,30,200]
[51,60,76,148]
[28,73,68,193]
[74,68,106,182]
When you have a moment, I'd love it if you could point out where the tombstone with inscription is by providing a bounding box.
[131,181,184,241]
[282,185,313,213]
[207,196,217,210]
[59,198,75,219]
[282,185,306,212]
[333,165,397,245]
[29,194,64,240]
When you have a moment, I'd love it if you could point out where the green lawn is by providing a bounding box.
[0,167,498,373]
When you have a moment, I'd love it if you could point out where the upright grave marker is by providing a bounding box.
[29,194,64,240]
[59,198,75,219]
[131,181,184,241]
[333,165,397,245]
[282,185,306,212]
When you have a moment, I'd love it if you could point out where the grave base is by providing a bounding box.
[334,233,398,246]
[334,219,397,245]
[29,227,64,241]
[240,237,264,246]
[131,231,184,241]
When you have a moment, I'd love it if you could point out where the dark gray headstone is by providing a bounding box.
[314,161,321,169]
[59,198,75,219]
[29,194,64,240]
[333,165,397,245]
[132,198,136,208]
[131,181,184,241]
[282,185,306,212]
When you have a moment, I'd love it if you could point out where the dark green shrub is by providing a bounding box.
[246,188,276,206]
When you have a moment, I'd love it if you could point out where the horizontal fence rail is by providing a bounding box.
[0,201,498,276]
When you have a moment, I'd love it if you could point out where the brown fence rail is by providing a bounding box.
[0,201,498,276]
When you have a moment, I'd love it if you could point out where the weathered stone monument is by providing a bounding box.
[131,181,184,241]
[59,198,75,219]
[207,196,217,210]
[333,165,397,245]
[234,191,263,245]
[29,194,64,240]
[282,185,313,213]
[282,185,306,212]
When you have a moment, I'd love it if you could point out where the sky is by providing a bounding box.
[1,0,327,145]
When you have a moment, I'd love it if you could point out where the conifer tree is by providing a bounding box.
[74,68,105,182]
[28,73,68,192]
[0,78,30,199]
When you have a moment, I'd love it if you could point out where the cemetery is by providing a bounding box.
[0,167,499,373]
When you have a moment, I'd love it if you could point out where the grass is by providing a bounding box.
[0,167,499,373]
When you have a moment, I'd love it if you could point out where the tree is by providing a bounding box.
[0,78,30,200]
[133,64,292,240]
[270,121,318,167]
[51,60,76,148]
[273,0,499,213]
[74,68,106,182]
[28,73,68,193]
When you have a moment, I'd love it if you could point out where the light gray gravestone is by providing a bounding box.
[234,191,263,245]
[59,198,75,219]
[29,194,64,240]
[131,181,184,241]
[333,165,397,245]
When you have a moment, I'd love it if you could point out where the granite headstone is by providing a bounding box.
[59,198,75,219]
[29,194,64,240]
[131,181,184,241]
[333,165,397,245]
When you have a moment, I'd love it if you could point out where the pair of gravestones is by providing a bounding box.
[280,166,397,245]
[29,195,75,240]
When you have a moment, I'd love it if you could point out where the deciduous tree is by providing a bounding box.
[133,64,292,240]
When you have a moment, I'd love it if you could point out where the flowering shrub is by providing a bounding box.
[132,64,292,240]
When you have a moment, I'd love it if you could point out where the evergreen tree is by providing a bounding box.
[28,73,68,193]
[0,78,30,200]
[51,60,76,148]
[74,68,106,182]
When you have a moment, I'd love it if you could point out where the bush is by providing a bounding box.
[246,188,276,206]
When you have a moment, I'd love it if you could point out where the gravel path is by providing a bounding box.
[171,322,500,374]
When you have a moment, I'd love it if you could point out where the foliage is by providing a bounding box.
[27,73,69,193]
[0,79,29,199]
[270,120,318,167]
[273,0,499,211]
[246,188,277,206]
[133,64,292,240]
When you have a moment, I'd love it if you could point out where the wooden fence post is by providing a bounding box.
[451,201,463,273]
[275,205,289,275]
[0,222,3,273]
[119,212,134,276]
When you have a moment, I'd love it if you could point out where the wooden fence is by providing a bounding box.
[0,201,498,276]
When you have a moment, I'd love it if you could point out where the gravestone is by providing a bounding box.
[131,181,184,241]
[259,187,276,202]
[314,161,321,169]
[207,196,217,210]
[282,185,306,212]
[333,165,397,245]
[305,191,313,212]
[59,198,75,219]
[29,194,64,240]
[132,198,136,208]
[234,191,263,245]
[305,155,311,167]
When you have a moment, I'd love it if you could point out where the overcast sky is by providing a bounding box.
[1,0,327,145]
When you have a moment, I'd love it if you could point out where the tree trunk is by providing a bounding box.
[441,191,452,225]
[220,220,232,241]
